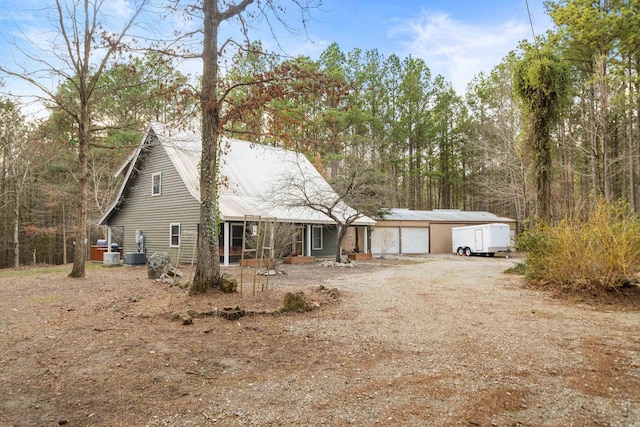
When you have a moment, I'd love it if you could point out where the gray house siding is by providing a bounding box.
[311,225,338,258]
[109,139,200,264]
[102,124,376,265]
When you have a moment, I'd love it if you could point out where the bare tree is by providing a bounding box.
[0,99,31,268]
[245,221,298,267]
[271,155,387,263]
[0,0,152,277]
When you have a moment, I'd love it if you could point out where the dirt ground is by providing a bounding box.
[0,255,639,427]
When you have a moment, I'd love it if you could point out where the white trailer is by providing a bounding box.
[452,223,512,257]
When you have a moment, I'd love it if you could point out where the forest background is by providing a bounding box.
[0,0,638,269]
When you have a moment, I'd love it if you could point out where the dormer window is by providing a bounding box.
[152,172,162,196]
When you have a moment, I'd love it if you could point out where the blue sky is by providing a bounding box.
[272,0,553,93]
[0,0,553,115]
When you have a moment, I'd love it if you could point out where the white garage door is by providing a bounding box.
[401,227,429,253]
[371,227,400,254]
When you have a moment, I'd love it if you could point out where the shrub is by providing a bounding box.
[518,200,640,292]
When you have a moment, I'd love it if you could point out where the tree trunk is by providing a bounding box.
[408,138,415,209]
[597,54,611,201]
[334,224,346,263]
[13,184,19,269]
[192,0,222,294]
[69,116,89,278]
[62,202,67,264]
[627,60,635,210]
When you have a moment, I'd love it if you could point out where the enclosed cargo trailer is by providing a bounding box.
[452,223,512,256]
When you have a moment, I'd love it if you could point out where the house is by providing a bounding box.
[99,123,375,265]
[370,208,516,255]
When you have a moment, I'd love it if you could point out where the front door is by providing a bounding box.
[292,227,304,256]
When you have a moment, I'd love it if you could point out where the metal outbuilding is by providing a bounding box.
[371,209,517,255]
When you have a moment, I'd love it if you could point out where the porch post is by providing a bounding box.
[363,226,368,254]
[223,222,230,266]
[306,224,312,256]
[106,226,112,253]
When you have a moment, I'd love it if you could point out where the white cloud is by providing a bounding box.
[105,0,134,20]
[390,10,531,94]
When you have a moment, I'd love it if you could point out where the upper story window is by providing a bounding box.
[152,172,162,196]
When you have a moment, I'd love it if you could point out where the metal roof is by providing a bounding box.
[377,208,515,223]
[102,123,375,226]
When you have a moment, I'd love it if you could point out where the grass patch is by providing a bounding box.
[505,262,527,275]
[0,263,102,279]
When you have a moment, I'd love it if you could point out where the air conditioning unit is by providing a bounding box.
[124,252,146,265]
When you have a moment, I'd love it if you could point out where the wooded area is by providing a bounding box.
[0,0,639,269]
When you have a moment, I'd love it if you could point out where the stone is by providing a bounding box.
[167,267,183,277]
[326,287,340,299]
[282,292,308,312]
[220,273,237,293]
[218,306,245,320]
[147,252,172,279]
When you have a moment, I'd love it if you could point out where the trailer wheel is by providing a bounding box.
[456,247,464,256]
[488,252,495,257]
[464,247,472,257]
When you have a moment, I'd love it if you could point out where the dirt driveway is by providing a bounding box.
[0,255,638,426]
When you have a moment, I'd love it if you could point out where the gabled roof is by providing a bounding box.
[101,122,375,226]
[377,208,515,223]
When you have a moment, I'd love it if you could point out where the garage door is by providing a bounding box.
[371,227,400,254]
[401,227,429,253]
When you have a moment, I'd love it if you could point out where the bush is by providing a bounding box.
[518,200,640,292]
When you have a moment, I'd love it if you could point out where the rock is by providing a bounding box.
[148,252,172,279]
[326,287,340,299]
[282,292,308,312]
[218,306,245,320]
[318,260,355,268]
[154,273,172,284]
[167,267,183,277]
[220,273,237,293]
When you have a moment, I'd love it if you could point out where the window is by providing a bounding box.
[170,223,180,247]
[312,226,323,250]
[231,224,244,252]
[152,172,162,196]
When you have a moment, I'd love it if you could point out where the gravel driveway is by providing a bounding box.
[0,255,638,426]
